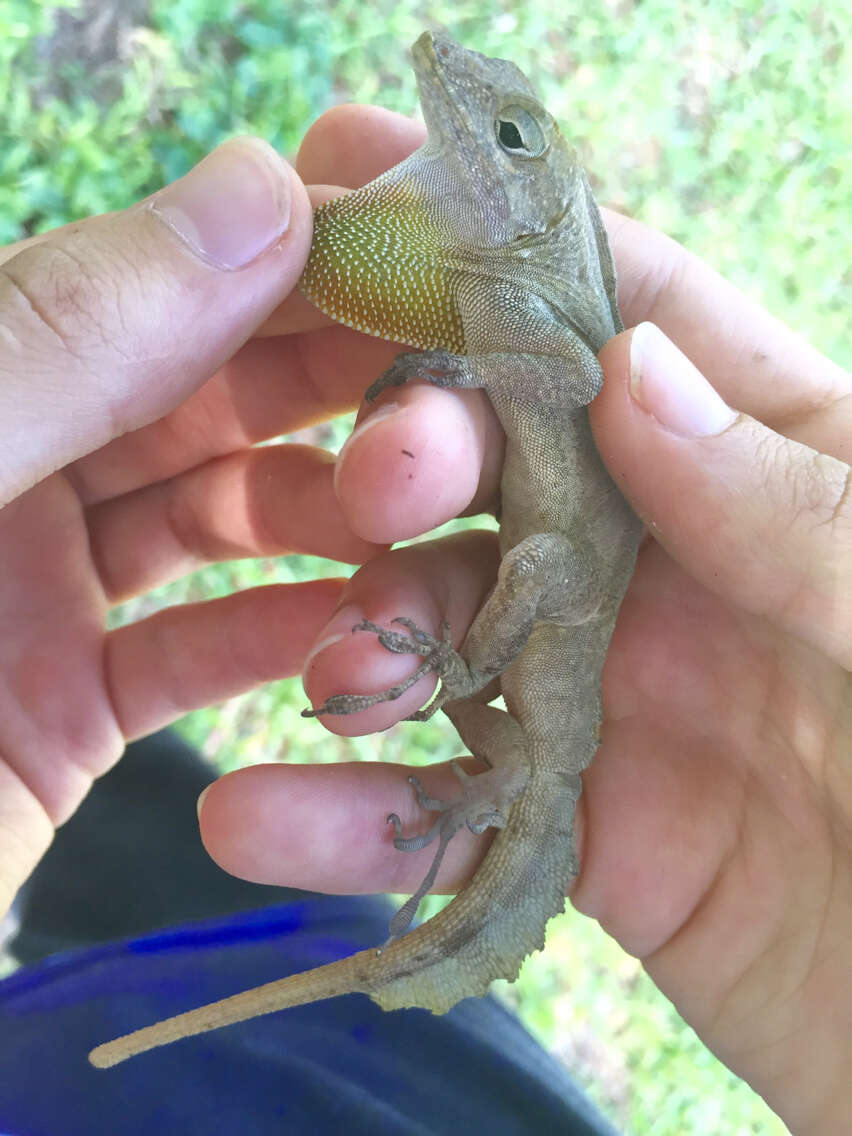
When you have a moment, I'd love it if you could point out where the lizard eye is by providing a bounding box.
[495,105,548,158]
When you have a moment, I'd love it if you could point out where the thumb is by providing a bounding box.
[593,322,851,669]
[0,137,312,505]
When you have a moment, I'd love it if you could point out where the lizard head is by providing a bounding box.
[410,30,584,250]
[299,32,620,354]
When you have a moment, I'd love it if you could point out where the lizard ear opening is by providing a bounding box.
[495,104,549,159]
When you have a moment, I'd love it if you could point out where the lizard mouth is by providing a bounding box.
[410,30,500,150]
[410,31,471,139]
[411,29,448,69]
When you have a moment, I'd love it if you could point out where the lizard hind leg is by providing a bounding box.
[385,703,530,943]
[385,763,500,943]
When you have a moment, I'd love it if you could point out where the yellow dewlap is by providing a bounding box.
[300,176,466,353]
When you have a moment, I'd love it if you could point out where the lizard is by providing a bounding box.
[89,29,641,1069]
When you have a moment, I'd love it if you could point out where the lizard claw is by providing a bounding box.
[404,772,450,815]
[301,619,455,719]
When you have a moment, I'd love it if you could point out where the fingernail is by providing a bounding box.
[196,784,211,819]
[150,137,292,270]
[334,403,401,491]
[301,620,355,676]
[629,322,737,437]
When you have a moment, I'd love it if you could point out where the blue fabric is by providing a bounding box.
[0,896,619,1136]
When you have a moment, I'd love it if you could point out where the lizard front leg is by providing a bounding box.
[305,528,609,721]
[366,345,602,408]
[365,289,607,407]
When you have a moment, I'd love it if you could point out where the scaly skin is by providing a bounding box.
[90,29,639,1070]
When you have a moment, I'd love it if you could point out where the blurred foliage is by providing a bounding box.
[6,1,846,1131]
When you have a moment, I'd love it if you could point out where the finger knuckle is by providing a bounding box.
[0,231,147,370]
[751,424,852,641]
[792,447,852,542]
[748,425,841,533]
[817,458,852,542]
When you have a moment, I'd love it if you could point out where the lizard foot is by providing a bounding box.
[365,351,463,401]
[381,761,519,945]
[302,618,459,720]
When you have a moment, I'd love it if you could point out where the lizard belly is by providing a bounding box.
[494,399,608,548]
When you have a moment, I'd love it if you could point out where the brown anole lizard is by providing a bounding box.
[89,29,640,1069]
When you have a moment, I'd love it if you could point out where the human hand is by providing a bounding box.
[198,108,852,1133]
[0,136,397,921]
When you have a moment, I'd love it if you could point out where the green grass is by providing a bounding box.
[6,1,848,1131]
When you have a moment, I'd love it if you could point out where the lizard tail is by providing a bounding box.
[88,946,382,1068]
[89,765,578,1069]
